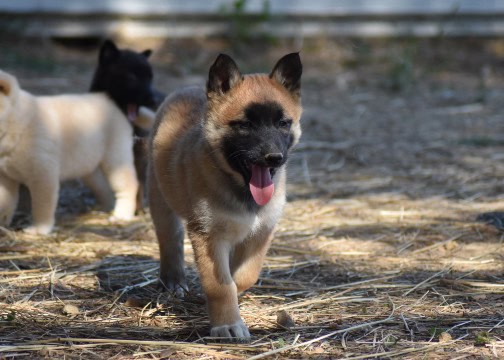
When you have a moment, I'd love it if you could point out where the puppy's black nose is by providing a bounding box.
[265,153,284,167]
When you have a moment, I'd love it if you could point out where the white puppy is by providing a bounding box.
[0,70,139,234]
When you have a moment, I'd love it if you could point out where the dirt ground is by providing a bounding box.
[1,35,503,359]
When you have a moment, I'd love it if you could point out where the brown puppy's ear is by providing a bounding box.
[142,49,152,58]
[99,39,120,65]
[207,54,242,96]
[270,52,302,98]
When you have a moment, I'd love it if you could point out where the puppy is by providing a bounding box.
[90,39,162,119]
[90,40,164,211]
[0,70,138,234]
[148,53,302,340]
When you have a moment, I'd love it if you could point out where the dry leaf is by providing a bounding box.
[125,296,149,308]
[62,304,80,316]
[438,332,452,343]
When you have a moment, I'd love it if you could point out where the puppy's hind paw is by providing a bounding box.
[108,214,136,223]
[210,320,251,342]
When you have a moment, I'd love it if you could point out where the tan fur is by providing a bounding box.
[0,70,138,234]
[149,60,302,339]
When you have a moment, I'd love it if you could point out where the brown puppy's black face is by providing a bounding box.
[205,53,302,206]
[221,100,294,184]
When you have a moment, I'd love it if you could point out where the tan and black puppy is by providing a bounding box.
[148,53,302,340]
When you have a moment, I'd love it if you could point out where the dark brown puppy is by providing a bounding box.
[148,53,302,340]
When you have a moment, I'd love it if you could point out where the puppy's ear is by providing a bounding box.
[0,76,12,97]
[207,54,242,96]
[142,49,152,58]
[270,52,302,98]
[99,39,120,65]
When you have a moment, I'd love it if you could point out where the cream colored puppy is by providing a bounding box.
[0,70,138,234]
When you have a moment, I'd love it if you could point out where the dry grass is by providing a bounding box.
[1,37,504,359]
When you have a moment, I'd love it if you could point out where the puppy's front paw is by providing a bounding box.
[158,278,188,298]
[24,224,53,235]
[210,320,251,341]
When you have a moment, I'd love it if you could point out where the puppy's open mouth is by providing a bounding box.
[127,104,138,123]
[245,163,276,206]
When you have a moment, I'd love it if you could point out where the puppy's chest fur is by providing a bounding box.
[191,193,285,244]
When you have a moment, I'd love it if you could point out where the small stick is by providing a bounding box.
[411,234,463,254]
[402,267,451,297]
[247,315,395,360]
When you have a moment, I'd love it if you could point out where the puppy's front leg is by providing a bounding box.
[103,164,138,221]
[0,173,19,226]
[25,174,59,234]
[189,229,250,340]
[231,229,273,294]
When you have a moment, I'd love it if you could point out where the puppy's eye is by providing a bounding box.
[278,119,292,129]
[230,121,251,130]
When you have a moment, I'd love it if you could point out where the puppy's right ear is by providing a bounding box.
[99,39,120,65]
[207,54,242,96]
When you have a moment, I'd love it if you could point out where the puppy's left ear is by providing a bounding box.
[270,52,302,98]
[142,49,152,58]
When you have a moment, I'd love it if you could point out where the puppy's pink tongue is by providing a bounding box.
[249,164,274,206]
[127,104,138,123]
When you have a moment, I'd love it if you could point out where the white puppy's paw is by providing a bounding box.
[108,214,135,223]
[210,320,251,341]
[24,224,53,235]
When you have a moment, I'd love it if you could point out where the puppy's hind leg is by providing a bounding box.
[0,174,20,227]
[82,168,114,211]
[148,168,187,295]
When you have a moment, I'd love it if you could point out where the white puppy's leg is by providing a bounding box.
[106,166,138,221]
[0,174,20,227]
[101,153,138,221]
[25,174,59,235]
[83,168,114,211]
